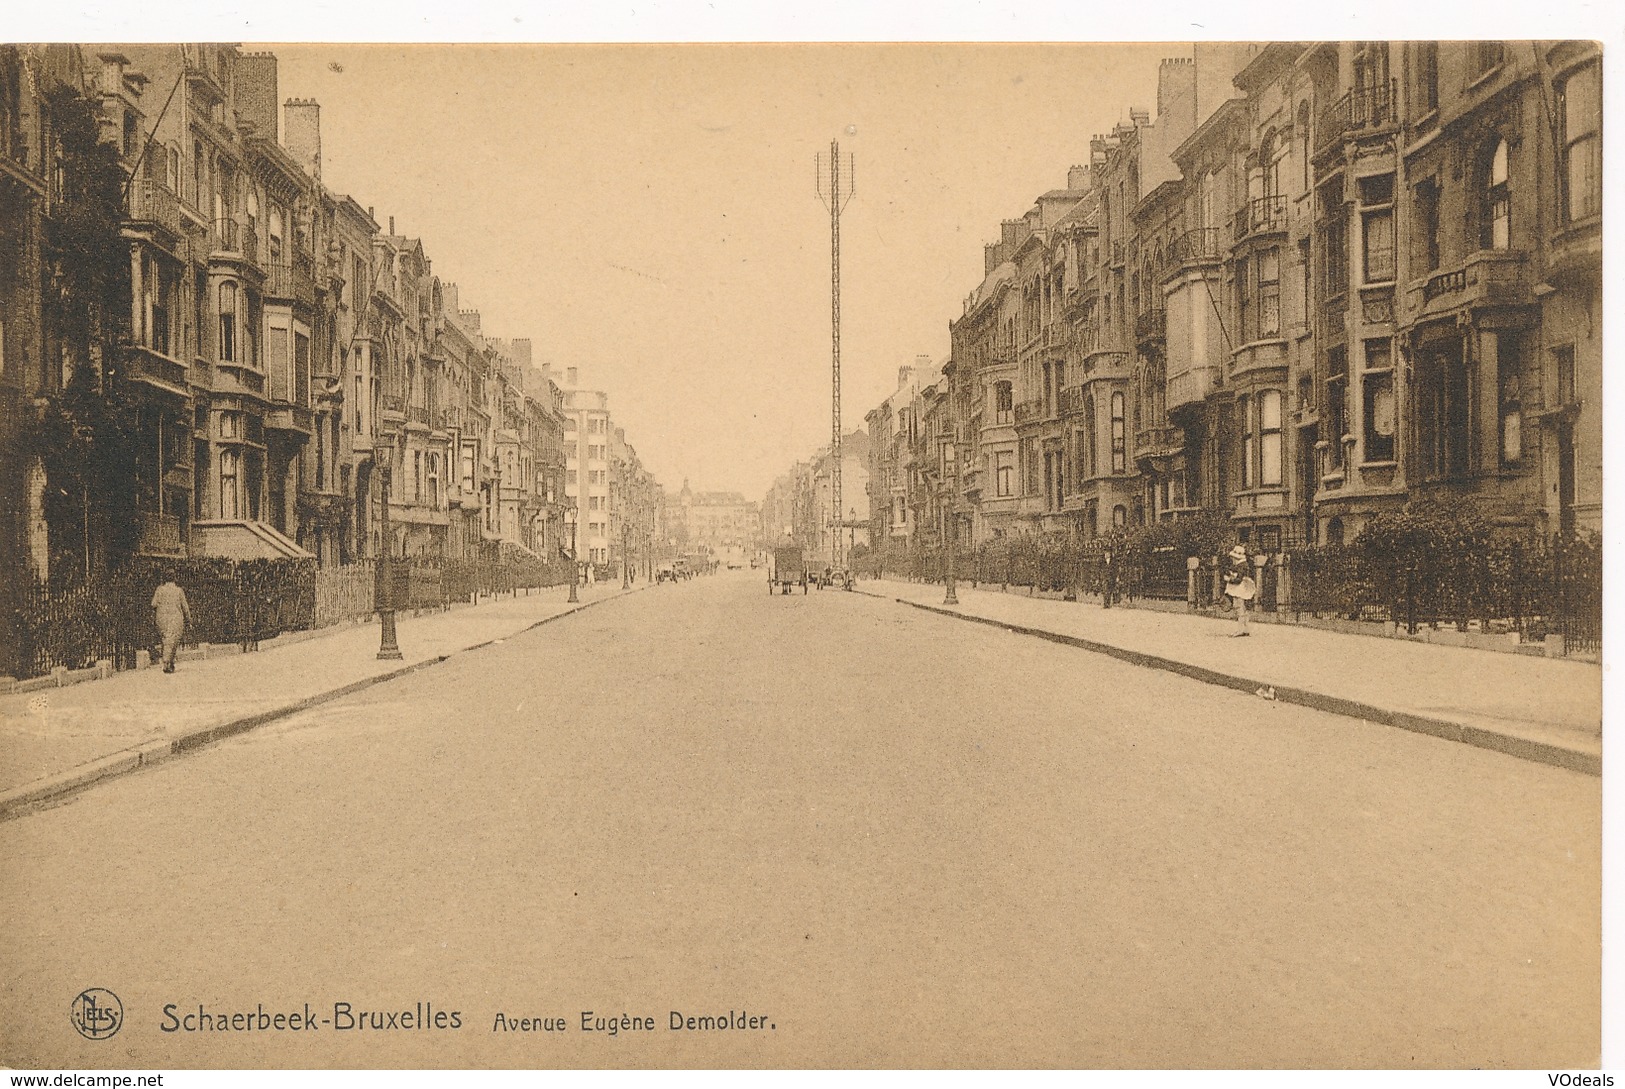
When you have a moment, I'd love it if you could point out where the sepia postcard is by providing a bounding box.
[0,23,1612,1078]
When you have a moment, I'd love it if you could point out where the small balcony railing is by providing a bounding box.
[263,261,316,305]
[1170,227,1224,265]
[382,393,406,416]
[1422,268,1467,301]
[1234,195,1287,241]
[1316,79,1398,152]
[1060,385,1089,415]
[129,180,184,237]
[1134,425,1185,463]
[1013,399,1044,425]
[408,403,432,426]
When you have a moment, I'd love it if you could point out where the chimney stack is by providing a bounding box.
[388,216,395,236]
[1067,164,1090,190]
[510,338,533,367]
[567,366,579,387]
[283,98,321,179]
[236,53,279,139]
[1130,106,1151,126]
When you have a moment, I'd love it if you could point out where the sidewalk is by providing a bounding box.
[0,584,636,815]
[858,578,1602,775]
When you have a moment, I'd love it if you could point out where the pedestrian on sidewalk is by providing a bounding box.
[1223,544,1256,637]
[151,570,193,672]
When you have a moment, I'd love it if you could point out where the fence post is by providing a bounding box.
[1186,556,1200,613]
[1277,552,1293,614]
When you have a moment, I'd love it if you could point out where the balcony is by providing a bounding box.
[263,260,317,307]
[407,403,432,428]
[1169,227,1224,266]
[381,393,406,420]
[137,511,185,556]
[1134,307,1166,348]
[1134,425,1185,465]
[210,219,259,266]
[1316,79,1398,153]
[1060,385,1089,416]
[213,362,265,398]
[1166,364,1217,414]
[128,180,185,240]
[1409,250,1532,319]
[1013,399,1044,425]
[1234,195,1287,241]
[127,345,188,396]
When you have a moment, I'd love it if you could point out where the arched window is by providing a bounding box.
[218,281,237,362]
[1482,139,1510,250]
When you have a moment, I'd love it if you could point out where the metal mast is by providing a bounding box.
[816,140,855,569]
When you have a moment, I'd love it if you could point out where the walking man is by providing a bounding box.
[151,571,192,673]
[1223,544,1256,637]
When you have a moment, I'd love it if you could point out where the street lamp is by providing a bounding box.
[374,444,404,659]
[622,522,631,589]
[565,506,579,603]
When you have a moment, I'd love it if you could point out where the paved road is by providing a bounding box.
[0,572,1600,1068]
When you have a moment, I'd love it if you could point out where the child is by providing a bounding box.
[1223,544,1256,637]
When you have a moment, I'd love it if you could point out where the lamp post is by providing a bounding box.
[565,506,579,603]
[374,445,403,660]
[622,522,631,589]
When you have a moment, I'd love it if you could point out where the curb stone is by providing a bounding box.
[0,589,639,822]
[858,587,1598,777]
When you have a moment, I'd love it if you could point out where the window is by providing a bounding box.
[1110,392,1126,473]
[412,451,423,501]
[1326,346,1348,471]
[220,448,240,519]
[1362,339,1396,463]
[1258,248,1281,338]
[1240,394,1255,489]
[994,381,1013,424]
[1360,174,1396,282]
[1553,344,1577,407]
[1482,140,1510,250]
[995,451,1014,497]
[1085,390,1098,481]
[1259,390,1283,486]
[1112,504,1127,528]
[1235,255,1251,341]
[1414,177,1442,273]
[1559,64,1601,223]
[217,281,237,362]
[566,469,577,485]
[1498,332,1523,468]
[1414,42,1439,114]
[294,332,310,406]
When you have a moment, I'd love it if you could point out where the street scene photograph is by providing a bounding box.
[0,30,1608,1073]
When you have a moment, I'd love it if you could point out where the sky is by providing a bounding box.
[262,43,1179,500]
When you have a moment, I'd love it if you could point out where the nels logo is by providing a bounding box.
[71,989,123,1041]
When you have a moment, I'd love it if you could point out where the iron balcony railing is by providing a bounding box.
[1170,227,1224,265]
[1316,79,1398,152]
[1013,399,1044,424]
[1234,195,1287,241]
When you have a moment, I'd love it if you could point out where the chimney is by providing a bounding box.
[898,366,913,390]
[388,216,395,236]
[235,53,278,139]
[510,338,533,367]
[367,205,374,220]
[1158,56,1197,122]
[1067,164,1090,190]
[1130,106,1150,127]
[459,309,480,333]
[567,366,579,387]
[441,282,459,315]
[915,353,932,371]
[283,98,321,179]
